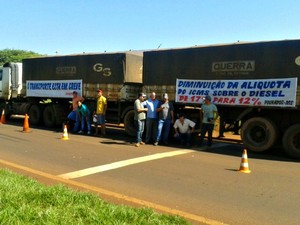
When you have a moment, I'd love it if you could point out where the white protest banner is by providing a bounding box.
[26,80,82,98]
[176,78,297,107]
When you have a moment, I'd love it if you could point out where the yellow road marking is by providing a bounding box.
[0,158,229,225]
[59,149,194,179]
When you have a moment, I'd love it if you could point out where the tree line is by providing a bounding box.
[0,49,43,66]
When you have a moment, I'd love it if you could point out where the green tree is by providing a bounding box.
[0,49,44,66]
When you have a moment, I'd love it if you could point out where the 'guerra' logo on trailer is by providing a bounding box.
[212,61,255,72]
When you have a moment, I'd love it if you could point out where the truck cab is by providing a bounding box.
[0,62,23,101]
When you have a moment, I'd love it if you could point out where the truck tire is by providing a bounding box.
[241,117,278,152]
[124,110,136,137]
[52,104,68,126]
[28,105,42,125]
[282,124,300,159]
[43,105,56,127]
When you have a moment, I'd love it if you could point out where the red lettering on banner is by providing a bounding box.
[179,95,188,101]
[213,97,236,104]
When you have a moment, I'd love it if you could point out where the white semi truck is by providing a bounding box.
[0,51,143,135]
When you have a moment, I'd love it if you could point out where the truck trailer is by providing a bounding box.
[1,40,300,159]
[0,51,143,135]
[142,39,300,159]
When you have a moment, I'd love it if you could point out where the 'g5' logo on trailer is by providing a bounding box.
[295,56,300,66]
[93,63,112,76]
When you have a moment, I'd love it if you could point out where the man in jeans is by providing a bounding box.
[76,100,92,135]
[154,93,174,146]
[134,93,148,147]
[144,92,159,144]
[67,91,84,133]
[199,95,218,147]
[94,89,107,136]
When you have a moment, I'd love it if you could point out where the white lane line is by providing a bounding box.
[0,158,229,225]
[59,149,194,179]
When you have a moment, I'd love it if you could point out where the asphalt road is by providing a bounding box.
[0,120,299,225]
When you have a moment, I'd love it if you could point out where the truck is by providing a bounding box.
[142,39,300,159]
[1,40,300,159]
[0,51,143,135]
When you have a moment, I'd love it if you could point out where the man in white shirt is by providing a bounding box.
[173,113,195,147]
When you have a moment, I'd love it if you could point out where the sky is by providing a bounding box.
[1,0,300,55]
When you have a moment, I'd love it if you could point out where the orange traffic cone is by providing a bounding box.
[22,114,30,132]
[61,125,69,140]
[239,149,251,173]
[0,109,7,124]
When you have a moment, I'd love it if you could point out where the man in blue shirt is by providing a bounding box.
[144,92,159,144]
[199,95,218,147]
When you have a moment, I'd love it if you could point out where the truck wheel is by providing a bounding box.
[28,105,42,125]
[124,110,136,137]
[52,104,68,126]
[241,117,278,152]
[43,105,56,127]
[282,124,300,159]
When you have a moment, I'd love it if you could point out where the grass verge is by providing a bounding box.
[0,169,191,225]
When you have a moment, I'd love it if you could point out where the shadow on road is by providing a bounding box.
[5,117,299,163]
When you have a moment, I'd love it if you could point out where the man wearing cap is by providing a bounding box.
[134,93,148,147]
[67,91,84,133]
[94,89,107,136]
[154,93,174,146]
[199,95,218,148]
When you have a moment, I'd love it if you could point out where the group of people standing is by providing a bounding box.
[67,89,107,136]
[67,89,219,148]
[134,92,175,147]
[134,92,218,148]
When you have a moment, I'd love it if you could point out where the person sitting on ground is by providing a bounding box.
[173,113,195,147]
[76,100,91,135]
